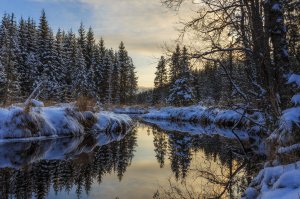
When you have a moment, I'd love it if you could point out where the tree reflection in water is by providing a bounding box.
[149,122,261,199]
[0,129,138,199]
[0,121,261,199]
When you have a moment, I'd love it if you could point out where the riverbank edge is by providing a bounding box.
[0,103,133,139]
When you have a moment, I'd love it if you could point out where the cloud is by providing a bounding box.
[26,0,196,87]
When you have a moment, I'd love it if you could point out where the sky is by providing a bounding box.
[0,0,195,88]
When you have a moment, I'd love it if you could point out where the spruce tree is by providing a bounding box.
[17,17,29,96]
[77,22,86,59]
[85,27,96,97]
[101,49,114,104]
[118,41,129,104]
[153,56,168,104]
[62,30,74,98]
[54,28,66,100]
[0,60,7,104]
[169,44,181,83]
[111,52,120,104]
[93,38,105,101]
[127,57,138,104]
[74,46,89,97]
[0,13,21,104]
[25,18,40,95]
[167,46,194,106]
[37,10,59,99]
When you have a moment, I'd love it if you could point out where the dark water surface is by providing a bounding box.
[0,121,260,199]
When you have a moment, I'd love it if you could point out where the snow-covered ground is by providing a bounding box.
[243,73,300,198]
[243,161,300,199]
[142,105,264,127]
[0,102,132,139]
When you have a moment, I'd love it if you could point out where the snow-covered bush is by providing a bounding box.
[268,73,300,160]
[243,161,300,199]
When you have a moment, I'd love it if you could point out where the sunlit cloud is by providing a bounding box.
[20,0,196,87]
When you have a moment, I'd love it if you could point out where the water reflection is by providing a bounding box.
[0,121,260,199]
[148,121,261,199]
[0,130,138,199]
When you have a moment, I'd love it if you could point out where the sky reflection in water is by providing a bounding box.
[0,121,255,199]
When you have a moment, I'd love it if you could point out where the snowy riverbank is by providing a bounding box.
[0,103,132,139]
[142,105,265,127]
[143,118,249,140]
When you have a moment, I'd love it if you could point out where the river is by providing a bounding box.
[0,120,260,199]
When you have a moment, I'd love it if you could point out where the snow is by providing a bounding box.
[243,161,300,199]
[143,105,264,127]
[271,3,281,11]
[0,104,132,139]
[288,74,300,88]
[278,107,300,134]
[143,106,214,121]
[93,111,132,133]
[278,143,300,154]
[30,99,44,107]
[291,94,300,105]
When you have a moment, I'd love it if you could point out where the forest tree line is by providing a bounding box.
[0,10,138,106]
[138,0,300,120]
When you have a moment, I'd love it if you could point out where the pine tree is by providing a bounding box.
[93,38,105,101]
[111,52,120,104]
[37,10,59,99]
[127,57,138,104]
[101,49,114,104]
[62,30,74,99]
[25,18,40,95]
[54,28,66,100]
[0,60,7,104]
[74,46,89,97]
[167,46,194,106]
[85,27,96,97]
[77,22,86,58]
[18,17,30,96]
[169,44,181,83]
[0,12,137,104]
[118,41,129,104]
[0,13,21,104]
[153,56,168,104]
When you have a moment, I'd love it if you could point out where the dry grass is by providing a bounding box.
[43,100,59,107]
[75,96,97,112]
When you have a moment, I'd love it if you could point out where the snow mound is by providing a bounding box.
[243,161,300,199]
[93,111,132,133]
[0,105,133,139]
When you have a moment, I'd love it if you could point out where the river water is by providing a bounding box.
[0,120,260,199]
